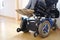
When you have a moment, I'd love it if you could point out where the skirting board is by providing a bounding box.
[0,15,16,20]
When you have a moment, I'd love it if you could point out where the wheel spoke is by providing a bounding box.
[43,24,49,34]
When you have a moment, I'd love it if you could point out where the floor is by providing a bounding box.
[0,16,60,40]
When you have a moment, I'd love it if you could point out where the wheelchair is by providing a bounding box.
[16,1,59,38]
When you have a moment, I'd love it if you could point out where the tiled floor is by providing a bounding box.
[0,16,60,40]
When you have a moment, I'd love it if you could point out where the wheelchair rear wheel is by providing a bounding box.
[38,20,51,38]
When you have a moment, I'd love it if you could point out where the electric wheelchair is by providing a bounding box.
[16,0,59,38]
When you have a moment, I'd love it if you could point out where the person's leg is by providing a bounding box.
[30,0,37,9]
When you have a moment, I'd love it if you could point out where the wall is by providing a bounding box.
[57,0,60,11]
[0,0,16,18]
[57,0,60,29]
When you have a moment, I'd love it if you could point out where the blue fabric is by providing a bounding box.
[25,0,37,9]
[26,0,45,9]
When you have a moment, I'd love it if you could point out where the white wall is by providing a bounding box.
[0,0,4,9]
[57,0,60,11]
[0,0,16,18]
[57,0,60,29]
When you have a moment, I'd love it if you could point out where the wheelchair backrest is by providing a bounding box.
[45,0,58,7]
[34,0,59,18]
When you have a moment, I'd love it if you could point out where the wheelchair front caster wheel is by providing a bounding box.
[52,19,57,31]
[34,32,38,37]
[17,28,21,32]
[52,26,57,31]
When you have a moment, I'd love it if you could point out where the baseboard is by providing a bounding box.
[0,15,16,20]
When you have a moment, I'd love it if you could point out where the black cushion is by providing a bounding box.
[45,0,58,7]
[50,9,59,18]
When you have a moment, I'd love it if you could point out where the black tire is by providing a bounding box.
[34,32,38,37]
[17,28,21,32]
[52,19,57,31]
[38,20,51,38]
